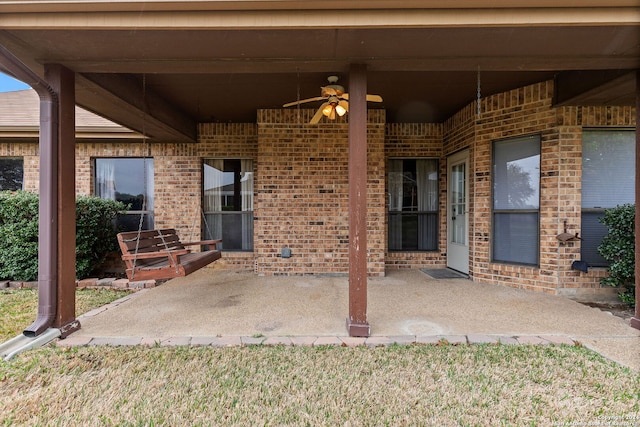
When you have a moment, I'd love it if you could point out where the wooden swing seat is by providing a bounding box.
[117,228,222,281]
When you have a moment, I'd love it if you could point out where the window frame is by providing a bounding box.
[202,158,254,252]
[0,157,24,191]
[491,134,541,266]
[387,157,439,252]
[93,157,155,231]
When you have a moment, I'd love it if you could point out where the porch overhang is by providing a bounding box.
[0,1,638,336]
[0,1,638,141]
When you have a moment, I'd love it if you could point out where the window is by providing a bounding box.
[203,159,253,251]
[492,135,540,265]
[0,157,24,191]
[95,158,154,231]
[581,129,635,266]
[388,159,439,251]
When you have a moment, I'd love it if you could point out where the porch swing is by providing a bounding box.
[116,75,222,282]
[117,228,222,281]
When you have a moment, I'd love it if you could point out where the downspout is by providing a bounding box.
[0,45,59,337]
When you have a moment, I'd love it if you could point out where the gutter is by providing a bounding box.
[1,0,638,13]
[0,44,60,337]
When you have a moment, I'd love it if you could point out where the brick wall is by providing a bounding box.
[554,105,636,298]
[2,80,636,295]
[468,81,560,293]
[255,109,386,276]
[441,81,637,296]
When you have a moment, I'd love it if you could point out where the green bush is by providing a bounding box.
[598,204,635,305]
[0,191,126,281]
[0,191,39,281]
[75,196,127,279]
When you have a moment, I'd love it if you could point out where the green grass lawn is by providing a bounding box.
[1,289,639,425]
[0,288,131,342]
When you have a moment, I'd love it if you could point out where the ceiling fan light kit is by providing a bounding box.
[322,95,348,119]
[322,102,334,118]
[283,76,382,124]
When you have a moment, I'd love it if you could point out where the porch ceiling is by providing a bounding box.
[0,5,638,142]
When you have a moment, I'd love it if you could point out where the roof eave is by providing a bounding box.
[0,0,638,13]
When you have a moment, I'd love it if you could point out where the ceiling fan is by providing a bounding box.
[283,76,383,124]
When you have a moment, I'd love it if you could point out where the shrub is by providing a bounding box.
[0,191,125,281]
[0,191,39,281]
[76,196,127,279]
[598,204,635,305]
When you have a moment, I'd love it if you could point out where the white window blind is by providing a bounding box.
[492,135,541,265]
[581,130,635,209]
[581,130,635,266]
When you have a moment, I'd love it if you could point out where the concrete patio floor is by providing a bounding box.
[64,268,640,370]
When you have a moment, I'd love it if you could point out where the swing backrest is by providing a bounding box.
[117,228,185,259]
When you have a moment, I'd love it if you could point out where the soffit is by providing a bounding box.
[0,4,638,142]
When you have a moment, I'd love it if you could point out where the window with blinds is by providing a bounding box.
[492,135,541,265]
[581,129,635,266]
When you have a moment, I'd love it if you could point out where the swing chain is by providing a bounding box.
[476,66,482,119]
[131,74,150,279]
[130,74,212,278]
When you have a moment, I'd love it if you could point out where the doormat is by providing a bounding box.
[420,268,468,279]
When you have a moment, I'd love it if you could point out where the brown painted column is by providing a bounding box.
[0,49,79,337]
[45,64,79,337]
[632,70,640,330]
[346,64,371,337]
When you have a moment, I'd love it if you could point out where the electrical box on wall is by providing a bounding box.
[281,247,292,258]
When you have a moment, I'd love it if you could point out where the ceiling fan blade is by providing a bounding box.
[339,93,383,103]
[310,103,328,124]
[283,96,327,107]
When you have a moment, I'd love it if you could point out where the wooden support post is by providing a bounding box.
[45,64,80,337]
[632,69,640,331]
[346,64,370,337]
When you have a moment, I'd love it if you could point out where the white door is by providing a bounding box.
[447,150,469,274]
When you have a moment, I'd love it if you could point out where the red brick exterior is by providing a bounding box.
[441,81,636,298]
[2,79,636,298]
[255,109,385,276]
